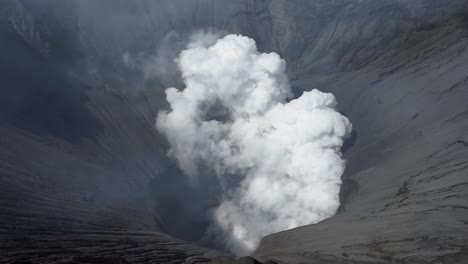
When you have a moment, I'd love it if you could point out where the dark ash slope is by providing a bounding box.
[0,1,467,263]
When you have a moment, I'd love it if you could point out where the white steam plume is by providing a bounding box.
[156,34,352,254]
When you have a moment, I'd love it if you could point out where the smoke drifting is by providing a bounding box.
[156,34,352,254]
[122,30,223,88]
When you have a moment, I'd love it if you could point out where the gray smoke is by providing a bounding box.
[122,30,223,88]
[156,34,352,254]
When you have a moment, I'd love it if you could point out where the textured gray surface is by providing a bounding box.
[0,0,467,263]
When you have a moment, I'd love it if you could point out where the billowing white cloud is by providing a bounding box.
[156,34,352,254]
